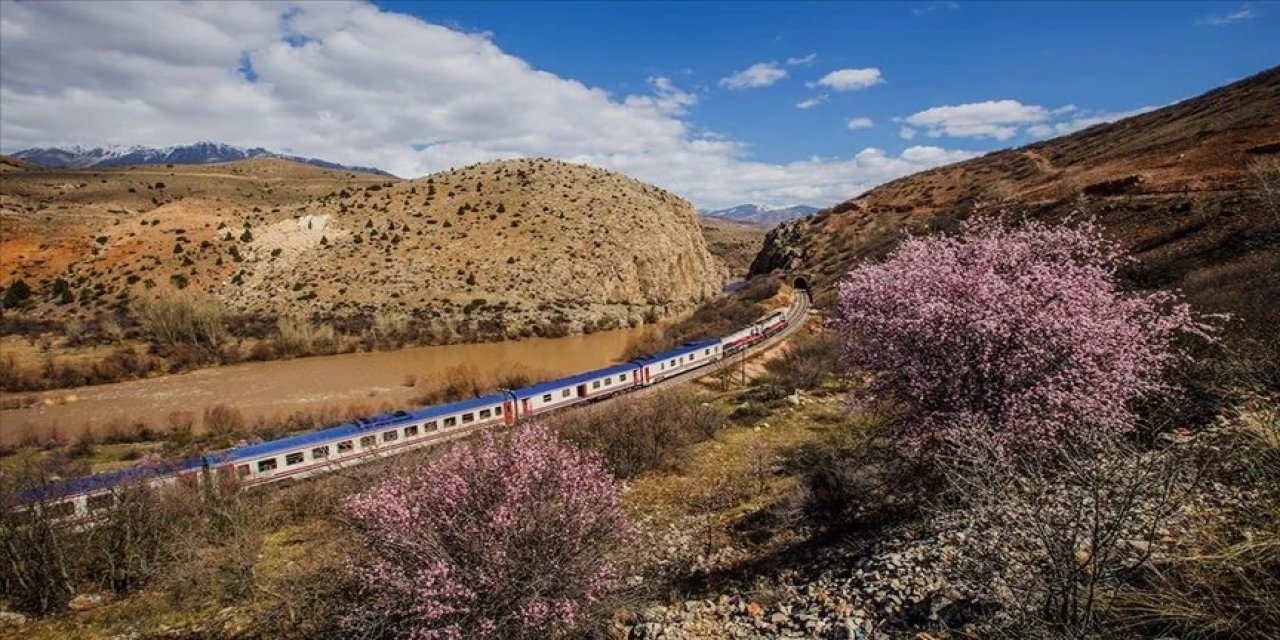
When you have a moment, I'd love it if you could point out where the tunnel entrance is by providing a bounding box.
[792,276,809,291]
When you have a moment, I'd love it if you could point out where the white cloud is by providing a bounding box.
[1199,4,1256,25]
[846,117,874,130]
[811,67,883,91]
[1025,105,1161,138]
[624,76,698,115]
[795,95,828,109]
[786,53,817,66]
[719,62,787,89]
[0,2,976,208]
[899,126,917,140]
[913,1,960,15]
[903,99,1049,140]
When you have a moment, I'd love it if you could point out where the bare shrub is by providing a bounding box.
[275,315,338,356]
[203,405,246,441]
[792,400,931,528]
[133,292,227,352]
[1252,157,1280,223]
[550,388,724,479]
[83,482,204,596]
[763,330,840,393]
[0,463,206,615]
[943,438,1208,635]
[370,309,410,347]
[1113,400,1280,636]
[0,469,78,614]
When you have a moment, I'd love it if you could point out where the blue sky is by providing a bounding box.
[1,1,1276,207]
[393,0,1277,162]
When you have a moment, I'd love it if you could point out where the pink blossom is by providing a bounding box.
[833,217,1215,459]
[343,423,627,638]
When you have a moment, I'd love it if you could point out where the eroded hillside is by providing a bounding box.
[1,157,722,339]
[753,67,1280,333]
[698,215,768,279]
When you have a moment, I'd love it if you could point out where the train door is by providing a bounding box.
[577,383,588,398]
[503,400,515,425]
[521,398,532,416]
[643,366,651,384]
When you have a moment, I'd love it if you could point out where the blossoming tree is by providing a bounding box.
[344,424,627,638]
[834,217,1213,457]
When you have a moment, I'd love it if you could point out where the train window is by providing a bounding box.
[258,458,278,473]
[312,446,331,459]
[604,377,612,385]
[286,452,304,466]
[479,409,491,419]
[562,389,571,397]
[461,413,475,424]
[360,435,377,448]
[592,380,600,389]
[542,393,552,403]
[670,359,676,367]
[425,421,439,432]
[88,493,115,511]
[705,348,711,355]
[444,417,457,427]
[48,502,75,518]
[495,405,503,415]
[619,373,627,381]
[337,440,354,453]
[383,430,398,442]
[237,464,251,477]
[405,425,419,437]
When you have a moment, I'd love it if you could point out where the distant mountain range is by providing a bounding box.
[9,141,395,177]
[699,203,820,226]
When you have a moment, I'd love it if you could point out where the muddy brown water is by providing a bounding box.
[0,327,650,445]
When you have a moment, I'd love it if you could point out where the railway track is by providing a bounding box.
[626,290,810,400]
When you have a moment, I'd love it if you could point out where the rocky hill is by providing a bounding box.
[10,142,395,177]
[1,157,722,339]
[752,67,1280,334]
[698,216,769,279]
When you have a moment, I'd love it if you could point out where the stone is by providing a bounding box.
[69,593,106,611]
[0,611,28,629]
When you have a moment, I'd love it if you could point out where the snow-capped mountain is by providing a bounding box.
[699,203,820,226]
[10,141,395,177]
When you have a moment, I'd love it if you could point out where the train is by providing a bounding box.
[7,304,797,522]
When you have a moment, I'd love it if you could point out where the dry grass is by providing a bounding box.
[1111,401,1280,637]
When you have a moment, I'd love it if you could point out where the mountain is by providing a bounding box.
[751,67,1280,336]
[10,141,395,177]
[698,216,769,279]
[1,157,721,339]
[700,203,819,226]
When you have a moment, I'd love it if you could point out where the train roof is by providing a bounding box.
[11,455,207,504]
[632,338,722,365]
[512,362,639,398]
[221,392,510,462]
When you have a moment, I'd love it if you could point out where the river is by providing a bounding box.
[0,326,650,445]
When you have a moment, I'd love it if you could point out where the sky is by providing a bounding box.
[1,1,1276,209]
